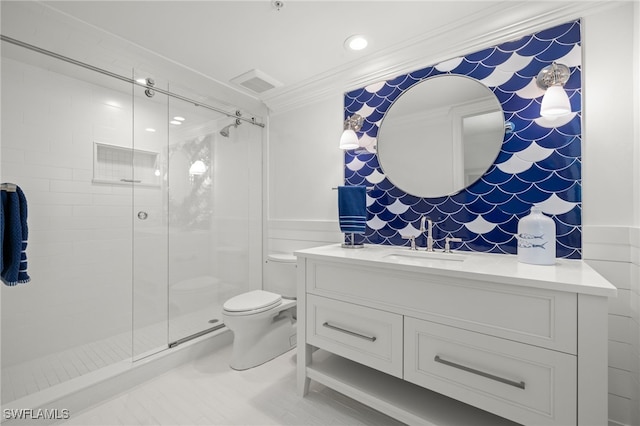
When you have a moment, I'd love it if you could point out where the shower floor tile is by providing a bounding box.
[1,306,225,405]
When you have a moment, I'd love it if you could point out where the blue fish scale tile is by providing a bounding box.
[493,89,518,105]
[516,57,551,78]
[481,49,514,66]
[467,178,497,195]
[518,36,554,56]
[378,226,399,238]
[498,197,533,215]
[556,184,582,203]
[499,36,533,52]
[467,63,496,80]
[376,83,399,97]
[450,59,481,75]
[537,152,578,172]
[439,216,467,233]
[401,209,423,222]
[565,69,582,90]
[483,227,515,244]
[501,176,533,193]
[536,173,576,192]
[483,186,514,204]
[450,191,479,204]
[466,46,497,61]
[500,74,536,92]
[569,95,582,112]
[557,161,581,181]
[538,42,575,61]
[399,193,421,205]
[537,21,579,40]
[343,20,582,258]
[409,67,438,80]
[500,95,533,113]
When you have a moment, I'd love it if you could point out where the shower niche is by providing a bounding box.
[93,142,161,187]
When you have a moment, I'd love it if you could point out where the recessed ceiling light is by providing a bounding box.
[170,120,182,125]
[145,128,156,132]
[345,35,368,51]
[173,116,185,121]
[136,78,147,85]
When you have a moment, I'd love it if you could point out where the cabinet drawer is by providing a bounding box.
[405,317,576,426]
[307,260,577,353]
[307,294,403,378]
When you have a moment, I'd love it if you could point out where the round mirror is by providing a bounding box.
[377,75,505,198]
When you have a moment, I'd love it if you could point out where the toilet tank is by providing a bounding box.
[264,253,297,298]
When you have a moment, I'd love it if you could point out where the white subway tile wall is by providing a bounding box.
[583,227,640,426]
[1,56,135,402]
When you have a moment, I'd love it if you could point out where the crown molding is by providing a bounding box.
[262,1,619,113]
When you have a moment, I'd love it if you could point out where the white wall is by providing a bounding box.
[582,3,640,425]
[267,96,345,253]
[268,3,640,425]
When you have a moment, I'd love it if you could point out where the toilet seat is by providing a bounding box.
[223,290,282,316]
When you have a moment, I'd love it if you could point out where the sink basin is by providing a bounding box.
[382,250,467,264]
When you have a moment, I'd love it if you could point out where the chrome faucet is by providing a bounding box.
[420,216,434,252]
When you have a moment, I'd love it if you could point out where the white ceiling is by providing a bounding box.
[42,1,496,91]
[3,1,616,112]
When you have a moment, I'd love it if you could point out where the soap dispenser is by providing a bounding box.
[517,206,556,265]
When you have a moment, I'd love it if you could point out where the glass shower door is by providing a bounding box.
[166,94,226,345]
[166,93,262,346]
[131,73,169,360]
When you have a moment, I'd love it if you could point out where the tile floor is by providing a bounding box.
[2,307,223,404]
[58,344,402,426]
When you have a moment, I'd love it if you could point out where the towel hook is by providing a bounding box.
[0,183,17,192]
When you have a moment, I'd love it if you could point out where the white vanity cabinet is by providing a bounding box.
[295,244,617,426]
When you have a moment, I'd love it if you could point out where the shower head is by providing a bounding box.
[219,120,241,137]
[219,124,235,137]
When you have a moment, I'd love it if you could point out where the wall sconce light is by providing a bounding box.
[340,114,364,150]
[536,62,571,118]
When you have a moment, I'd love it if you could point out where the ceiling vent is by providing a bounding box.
[230,69,282,94]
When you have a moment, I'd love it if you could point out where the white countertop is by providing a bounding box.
[295,244,617,298]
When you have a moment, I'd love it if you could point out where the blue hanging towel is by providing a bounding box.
[338,185,367,234]
[1,184,30,286]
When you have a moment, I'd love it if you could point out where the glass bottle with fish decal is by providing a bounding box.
[517,206,556,265]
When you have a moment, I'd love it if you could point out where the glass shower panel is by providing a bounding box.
[1,42,134,403]
[166,96,227,344]
[167,94,262,345]
[131,73,169,360]
[210,119,261,304]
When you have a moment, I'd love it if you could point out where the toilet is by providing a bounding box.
[222,253,297,370]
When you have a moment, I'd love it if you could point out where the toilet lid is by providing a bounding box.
[223,290,282,313]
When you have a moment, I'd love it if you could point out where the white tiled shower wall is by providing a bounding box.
[1,57,137,367]
[1,52,264,402]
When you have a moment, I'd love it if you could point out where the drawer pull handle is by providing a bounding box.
[434,355,526,390]
[322,322,377,342]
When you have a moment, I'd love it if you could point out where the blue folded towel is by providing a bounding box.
[1,185,30,286]
[338,185,367,234]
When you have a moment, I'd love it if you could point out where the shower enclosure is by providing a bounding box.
[0,37,263,405]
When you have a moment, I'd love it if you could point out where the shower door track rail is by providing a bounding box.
[1,34,265,128]
[168,322,226,349]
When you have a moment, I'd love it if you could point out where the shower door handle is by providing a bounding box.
[137,211,148,220]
